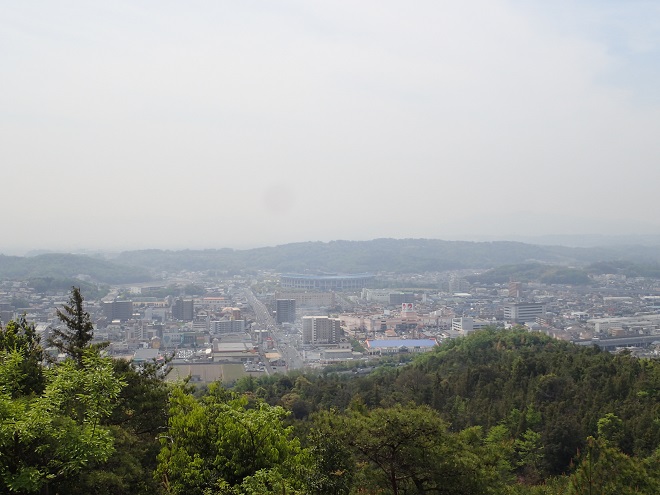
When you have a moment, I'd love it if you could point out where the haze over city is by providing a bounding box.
[2,1,660,254]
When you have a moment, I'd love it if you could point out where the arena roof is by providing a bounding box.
[280,273,374,280]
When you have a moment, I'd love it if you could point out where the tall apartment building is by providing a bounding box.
[210,319,246,334]
[102,300,134,321]
[172,299,194,321]
[503,302,546,324]
[302,316,342,345]
[276,299,296,324]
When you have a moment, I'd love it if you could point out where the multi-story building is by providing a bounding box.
[503,302,546,324]
[302,316,342,345]
[274,291,335,308]
[210,319,246,334]
[172,299,194,321]
[198,297,230,311]
[361,289,391,303]
[508,281,522,298]
[451,317,491,335]
[102,300,134,321]
[275,299,296,324]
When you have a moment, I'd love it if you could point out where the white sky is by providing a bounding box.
[2,0,659,252]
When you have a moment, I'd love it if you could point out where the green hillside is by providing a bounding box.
[0,253,152,284]
[237,329,660,479]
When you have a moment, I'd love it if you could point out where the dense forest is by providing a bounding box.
[1,290,659,493]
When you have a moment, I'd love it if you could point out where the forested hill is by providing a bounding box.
[0,253,152,284]
[114,238,660,273]
[239,329,660,479]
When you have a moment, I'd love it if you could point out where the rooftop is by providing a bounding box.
[366,339,437,348]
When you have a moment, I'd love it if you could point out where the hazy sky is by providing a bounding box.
[2,1,660,253]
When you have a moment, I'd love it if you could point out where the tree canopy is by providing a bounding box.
[1,298,659,494]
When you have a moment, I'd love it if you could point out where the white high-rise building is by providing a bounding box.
[302,316,342,344]
[503,303,546,323]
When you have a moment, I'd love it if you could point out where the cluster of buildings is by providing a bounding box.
[2,267,660,384]
[266,273,660,362]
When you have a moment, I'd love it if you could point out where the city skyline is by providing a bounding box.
[2,1,659,254]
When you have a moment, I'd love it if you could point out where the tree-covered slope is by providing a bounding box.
[0,253,152,284]
[237,329,660,477]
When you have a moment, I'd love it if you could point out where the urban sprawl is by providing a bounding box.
[2,269,659,384]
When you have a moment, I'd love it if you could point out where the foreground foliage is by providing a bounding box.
[1,294,659,495]
[156,385,306,494]
[0,349,124,493]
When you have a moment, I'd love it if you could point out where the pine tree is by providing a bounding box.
[48,286,103,366]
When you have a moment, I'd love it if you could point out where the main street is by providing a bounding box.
[243,289,304,371]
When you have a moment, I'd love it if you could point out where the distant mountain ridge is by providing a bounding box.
[114,238,660,274]
[2,239,658,283]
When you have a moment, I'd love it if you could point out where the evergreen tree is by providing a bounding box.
[567,435,658,495]
[47,286,103,366]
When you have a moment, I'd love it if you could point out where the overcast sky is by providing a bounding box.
[2,1,659,253]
